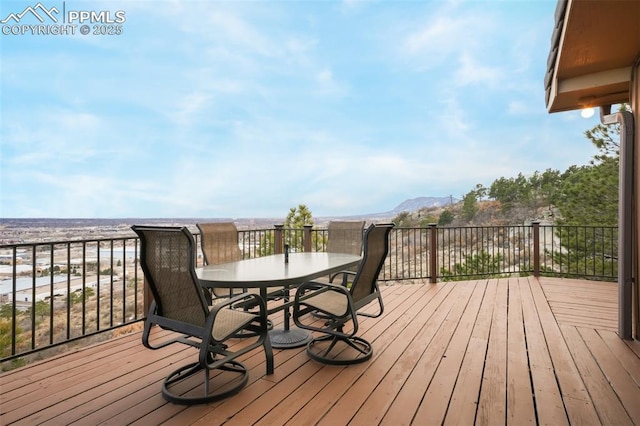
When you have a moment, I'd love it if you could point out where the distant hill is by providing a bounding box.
[317,196,459,223]
[0,196,458,238]
[390,196,457,214]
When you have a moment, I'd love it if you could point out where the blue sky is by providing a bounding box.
[1,0,601,219]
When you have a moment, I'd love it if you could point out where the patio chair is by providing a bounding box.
[326,220,365,285]
[196,222,285,303]
[132,225,273,404]
[310,220,366,320]
[326,220,365,255]
[196,222,245,300]
[293,223,393,365]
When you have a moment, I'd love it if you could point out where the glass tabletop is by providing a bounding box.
[196,252,361,288]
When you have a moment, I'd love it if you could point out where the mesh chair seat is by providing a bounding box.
[301,288,350,318]
[212,307,257,341]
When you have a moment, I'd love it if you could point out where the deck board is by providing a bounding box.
[517,277,568,426]
[1,277,639,425]
[578,327,640,424]
[505,278,536,424]
[477,277,508,424]
[409,280,484,425]
[442,279,497,426]
[561,325,634,425]
[530,277,603,425]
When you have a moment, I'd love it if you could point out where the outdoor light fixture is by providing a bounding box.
[580,107,595,118]
[579,95,596,118]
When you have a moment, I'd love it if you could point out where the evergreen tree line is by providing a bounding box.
[438,106,625,281]
[457,106,623,227]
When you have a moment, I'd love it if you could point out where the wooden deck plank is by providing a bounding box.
[329,282,463,425]
[128,311,334,426]
[576,327,640,424]
[33,348,195,425]
[517,277,568,426]
[549,306,617,322]
[599,329,640,387]
[272,282,436,424]
[35,331,269,425]
[356,282,463,426]
[476,278,508,425]
[531,278,601,425]
[64,322,285,425]
[292,283,448,425]
[156,313,335,425]
[505,278,536,424]
[410,280,486,425]
[1,278,638,426]
[365,280,482,425]
[541,278,618,333]
[0,329,144,397]
[443,279,497,426]
[285,283,449,426]
[551,315,617,332]
[561,324,634,425]
[2,334,192,424]
[68,347,272,425]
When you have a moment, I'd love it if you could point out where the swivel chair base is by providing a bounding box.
[162,359,248,404]
[306,334,373,366]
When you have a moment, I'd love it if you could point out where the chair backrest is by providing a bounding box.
[196,222,242,265]
[132,225,208,327]
[350,223,394,306]
[326,220,365,255]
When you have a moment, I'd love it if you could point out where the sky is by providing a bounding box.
[0,0,603,219]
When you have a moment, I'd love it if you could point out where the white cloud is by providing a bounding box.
[454,52,504,87]
[2,0,589,218]
[400,5,494,68]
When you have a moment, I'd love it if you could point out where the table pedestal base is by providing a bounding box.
[269,328,312,349]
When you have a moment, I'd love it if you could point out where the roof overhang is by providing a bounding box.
[545,0,640,113]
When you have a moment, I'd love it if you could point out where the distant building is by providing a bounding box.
[0,275,111,303]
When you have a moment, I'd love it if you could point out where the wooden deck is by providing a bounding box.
[2,277,639,425]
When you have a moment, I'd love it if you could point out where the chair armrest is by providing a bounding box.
[293,280,360,336]
[296,280,350,298]
[329,270,356,286]
[211,291,266,315]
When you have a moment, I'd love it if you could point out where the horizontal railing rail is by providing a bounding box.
[0,222,617,365]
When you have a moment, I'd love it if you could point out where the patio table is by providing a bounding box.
[196,252,361,349]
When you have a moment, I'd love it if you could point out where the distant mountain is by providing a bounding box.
[321,196,459,222]
[390,196,457,214]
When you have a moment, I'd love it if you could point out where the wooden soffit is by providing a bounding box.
[545,0,640,113]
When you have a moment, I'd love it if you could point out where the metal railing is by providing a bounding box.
[0,235,144,366]
[0,222,617,365]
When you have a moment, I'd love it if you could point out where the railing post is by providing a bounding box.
[428,223,438,283]
[303,225,312,252]
[532,221,540,277]
[274,224,284,254]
